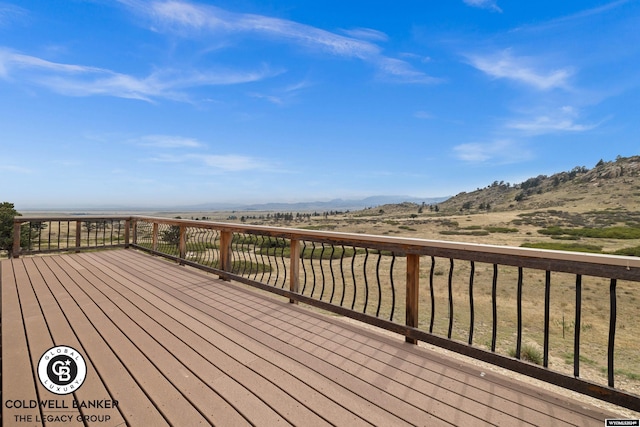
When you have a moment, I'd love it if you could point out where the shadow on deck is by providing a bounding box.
[1,249,627,426]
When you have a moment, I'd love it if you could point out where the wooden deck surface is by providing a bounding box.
[0,249,625,426]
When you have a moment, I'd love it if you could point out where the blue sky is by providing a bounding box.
[1,0,639,209]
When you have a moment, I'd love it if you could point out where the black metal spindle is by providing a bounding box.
[362,248,369,314]
[329,245,336,303]
[429,256,435,333]
[574,274,582,378]
[339,245,347,306]
[608,278,617,387]
[375,252,383,317]
[389,253,396,322]
[244,235,251,276]
[543,270,551,368]
[319,243,326,299]
[259,236,268,282]
[301,241,308,294]
[310,242,317,297]
[448,258,454,339]
[468,261,475,345]
[516,267,523,359]
[491,264,498,352]
[279,238,287,289]
[273,237,280,284]
[350,246,357,310]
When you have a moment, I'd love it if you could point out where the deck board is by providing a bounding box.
[1,249,626,426]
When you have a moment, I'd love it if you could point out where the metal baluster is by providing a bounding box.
[448,258,454,339]
[329,245,336,303]
[608,278,617,387]
[574,274,582,378]
[319,243,326,299]
[310,242,317,297]
[389,253,396,322]
[363,248,369,314]
[339,245,347,307]
[376,252,383,317]
[543,270,551,367]
[279,238,287,289]
[516,267,523,359]
[491,264,498,352]
[468,261,475,345]
[301,241,308,294]
[350,246,357,310]
[429,256,435,333]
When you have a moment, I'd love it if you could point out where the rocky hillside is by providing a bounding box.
[438,155,640,214]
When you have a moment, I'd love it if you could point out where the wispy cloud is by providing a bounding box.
[506,106,602,135]
[463,0,502,13]
[375,57,442,84]
[513,0,630,33]
[413,111,434,119]
[136,135,204,148]
[0,3,28,27]
[340,27,389,42]
[248,79,312,105]
[0,48,276,101]
[0,163,32,174]
[466,49,572,90]
[147,152,274,172]
[453,139,532,163]
[121,0,437,84]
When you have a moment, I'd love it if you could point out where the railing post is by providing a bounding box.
[178,224,186,264]
[132,218,137,245]
[289,239,301,304]
[406,254,420,344]
[124,219,131,248]
[220,230,232,281]
[75,220,82,253]
[152,223,159,252]
[12,221,22,258]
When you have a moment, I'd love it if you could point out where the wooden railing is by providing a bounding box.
[12,215,640,412]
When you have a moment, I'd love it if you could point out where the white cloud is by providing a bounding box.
[147,152,274,172]
[463,0,502,13]
[340,27,389,42]
[0,3,28,27]
[414,111,434,119]
[507,116,596,133]
[199,154,268,171]
[0,48,276,101]
[0,164,32,173]
[375,57,442,84]
[505,106,601,134]
[467,49,572,90]
[122,0,438,84]
[137,135,204,148]
[453,139,531,163]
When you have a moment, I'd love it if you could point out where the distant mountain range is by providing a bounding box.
[182,195,450,212]
[20,195,450,213]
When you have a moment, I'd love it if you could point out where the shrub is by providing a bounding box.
[509,344,542,365]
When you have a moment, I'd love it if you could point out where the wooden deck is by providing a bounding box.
[0,249,625,426]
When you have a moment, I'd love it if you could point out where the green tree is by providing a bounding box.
[160,216,182,248]
[0,202,31,257]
